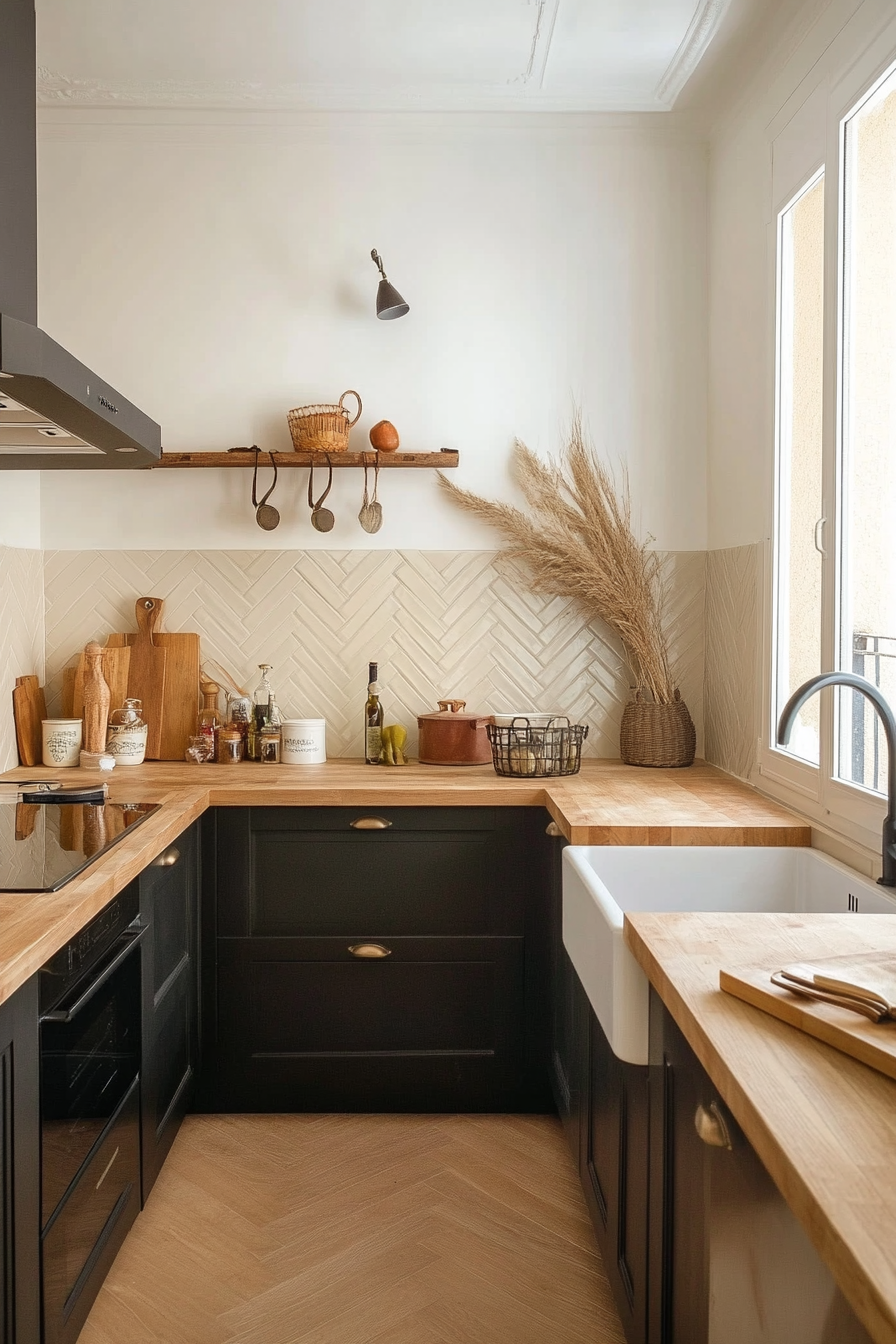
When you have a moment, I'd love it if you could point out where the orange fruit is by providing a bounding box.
[369,420,400,452]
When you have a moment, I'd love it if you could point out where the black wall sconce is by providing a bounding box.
[371,249,409,320]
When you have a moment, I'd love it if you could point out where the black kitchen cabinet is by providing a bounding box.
[580,999,650,1344]
[0,977,39,1344]
[652,993,873,1344]
[545,823,589,1160]
[199,806,553,1113]
[139,819,200,1202]
[547,829,649,1344]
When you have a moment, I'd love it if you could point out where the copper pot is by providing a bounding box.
[417,700,494,766]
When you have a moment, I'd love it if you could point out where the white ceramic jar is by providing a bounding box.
[106,698,148,765]
[280,719,327,765]
[42,719,83,768]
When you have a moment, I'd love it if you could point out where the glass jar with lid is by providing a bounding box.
[106,698,148,765]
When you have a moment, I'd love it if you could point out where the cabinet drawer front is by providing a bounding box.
[42,1081,140,1344]
[218,937,522,1057]
[251,830,513,936]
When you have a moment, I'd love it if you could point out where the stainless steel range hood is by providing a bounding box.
[0,0,161,469]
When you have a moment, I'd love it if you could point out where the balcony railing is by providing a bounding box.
[851,632,896,792]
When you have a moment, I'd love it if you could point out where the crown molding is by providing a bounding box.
[655,0,735,106]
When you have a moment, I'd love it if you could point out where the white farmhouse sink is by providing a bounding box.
[562,846,896,1066]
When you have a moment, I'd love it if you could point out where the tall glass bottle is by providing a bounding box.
[249,664,274,761]
[364,662,384,765]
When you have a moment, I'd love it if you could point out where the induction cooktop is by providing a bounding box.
[0,787,160,892]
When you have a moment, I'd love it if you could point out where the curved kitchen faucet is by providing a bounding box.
[777,671,896,887]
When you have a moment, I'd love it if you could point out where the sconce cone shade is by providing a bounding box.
[376,279,409,320]
[371,248,409,320]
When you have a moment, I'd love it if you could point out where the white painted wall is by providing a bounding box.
[0,474,41,548]
[36,112,708,551]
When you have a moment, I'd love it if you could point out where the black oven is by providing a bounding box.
[39,885,144,1344]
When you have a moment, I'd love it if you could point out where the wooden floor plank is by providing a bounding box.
[79,1114,626,1344]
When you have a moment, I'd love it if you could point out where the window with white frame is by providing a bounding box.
[770,48,896,849]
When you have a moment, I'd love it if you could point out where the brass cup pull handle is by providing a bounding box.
[151,846,181,867]
[694,1101,732,1150]
[545,821,563,838]
[348,943,392,959]
[350,817,392,830]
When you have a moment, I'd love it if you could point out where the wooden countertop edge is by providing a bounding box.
[623,915,896,1344]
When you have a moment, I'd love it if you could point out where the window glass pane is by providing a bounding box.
[838,65,896,796]
[775,173,825,763]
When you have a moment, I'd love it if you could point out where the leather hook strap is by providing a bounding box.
[307,456,334,511]
[251,447,278,508]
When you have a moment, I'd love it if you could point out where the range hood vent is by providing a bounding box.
[0,0,161,469]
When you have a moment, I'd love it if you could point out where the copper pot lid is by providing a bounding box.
[417,699,493,726]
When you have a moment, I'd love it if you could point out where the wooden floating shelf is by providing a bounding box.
[151,449,459,469]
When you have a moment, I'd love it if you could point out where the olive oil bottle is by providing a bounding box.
[364,662,384,764]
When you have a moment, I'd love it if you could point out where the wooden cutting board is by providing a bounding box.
[107,600,200,760]
[720,962,896,1081]
[12,676,47,766]
[117,599,168,758]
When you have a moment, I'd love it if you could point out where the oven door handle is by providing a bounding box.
[40,921,148,1025]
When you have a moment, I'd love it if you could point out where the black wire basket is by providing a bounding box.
[486,716,588,778]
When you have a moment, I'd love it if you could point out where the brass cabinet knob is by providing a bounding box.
[348,943,392,959]
[694,1101,732,1150]
[350,817,392,830]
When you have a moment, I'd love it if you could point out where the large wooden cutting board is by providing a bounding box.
[720,962,896,1081]
[12,676,47,766]
[107,600,200,760]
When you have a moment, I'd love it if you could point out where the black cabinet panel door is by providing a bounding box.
[0,979,39,1344]
[212,936,525,1112]
[140,822,199,1202]
[582,1001,649,1344]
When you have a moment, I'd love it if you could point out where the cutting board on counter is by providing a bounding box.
[720,962,896,1081]
[107,598,200,760]
[12,676,47,766]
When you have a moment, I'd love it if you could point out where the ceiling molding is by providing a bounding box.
[36,66,669,114]
[507,0,560,89]
[655,0,735,108]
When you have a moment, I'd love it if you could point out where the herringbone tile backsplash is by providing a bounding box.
[43,550,706,760]
[0,547,45,771]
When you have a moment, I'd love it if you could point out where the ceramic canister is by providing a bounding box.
[280,719,327,765]
[42,719,83,768]
[105,723,148,765]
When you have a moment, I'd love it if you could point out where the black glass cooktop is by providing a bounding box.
[0,795,160,892]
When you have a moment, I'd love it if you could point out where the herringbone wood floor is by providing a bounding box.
[79,1113,626,1344]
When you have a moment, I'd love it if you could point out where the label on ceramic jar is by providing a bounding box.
[105,725,148,764]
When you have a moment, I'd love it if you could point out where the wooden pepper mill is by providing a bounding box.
[81,641,111,755]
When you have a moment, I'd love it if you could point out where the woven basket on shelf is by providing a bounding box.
[619,688,696,768]
[286,389,362,452]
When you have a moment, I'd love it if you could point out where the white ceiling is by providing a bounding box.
[36,0,735,113]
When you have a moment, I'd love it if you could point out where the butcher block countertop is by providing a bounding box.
[0,758,807,1009]
[625,911,896,1344]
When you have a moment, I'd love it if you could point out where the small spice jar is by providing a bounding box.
[259,726,281,763]
[216,725,244,764]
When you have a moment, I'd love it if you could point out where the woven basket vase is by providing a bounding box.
[619,689,696,768]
